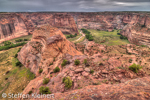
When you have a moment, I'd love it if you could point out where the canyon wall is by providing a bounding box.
[0,13,28,43]
[72,12,150,46]
[1,12,150,46]
[17,13,79,35]
[120,14,150,46]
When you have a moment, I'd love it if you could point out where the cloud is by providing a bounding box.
[59,2,72,5]
[114,2,150,6]
[0,0,150,12]
[77,0,150,11]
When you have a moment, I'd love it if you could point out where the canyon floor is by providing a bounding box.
[0,26,150,100]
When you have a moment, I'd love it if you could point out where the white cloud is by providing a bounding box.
[114,2,150,6]
[94,0,110,4]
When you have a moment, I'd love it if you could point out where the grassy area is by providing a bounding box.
[0,35,32,46]
[64,30,83,42]
[68,34,82,41]
[9,35,32,43]
[65,33,82,42]
[88,29,130,46]
[0,47,35,99]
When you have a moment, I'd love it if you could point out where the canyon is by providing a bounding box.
[0,12,150,46]
[17,24,150,100]
[1,12,150,100]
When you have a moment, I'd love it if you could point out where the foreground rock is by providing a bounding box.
[52,76,150,100]
[18,25,82,75]
[17,25,150,100]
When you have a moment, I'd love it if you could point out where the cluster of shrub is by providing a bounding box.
[117,33,128,40]
[81,28,94,41]
[15,38,28,42]
[120,35,128,40]
[67,33,77,38]
[129,63,142,73]
[0,41,26,51]
[14,47,23,67]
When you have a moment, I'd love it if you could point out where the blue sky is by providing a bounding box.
[0,0,150,12]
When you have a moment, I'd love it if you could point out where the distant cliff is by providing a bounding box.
[1,12,150,46]
[17,13,79,35]
[0,13,28,43]
[71,12,150,46]
[120,14,150,46]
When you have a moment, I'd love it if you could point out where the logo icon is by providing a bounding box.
[2,93,7,98]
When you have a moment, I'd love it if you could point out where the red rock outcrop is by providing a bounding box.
[121,22,150,46]
[52,76,150,100]
[18,25,82,75]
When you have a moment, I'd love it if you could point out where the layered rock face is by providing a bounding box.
[72,12,150,46]
[0,12,79,43]
[1,12,150,46]
[0,13,28,43]
[69,12,132,31]
[19,13,79,35]
[18,25,82,75]
[120,15,150,46]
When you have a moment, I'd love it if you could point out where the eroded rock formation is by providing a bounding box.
[18,25,82,76]
[121,17,150,46]
[17,13,79,35]
[1,12,150,46]
[0,13,28,43]
[17,25,150,100]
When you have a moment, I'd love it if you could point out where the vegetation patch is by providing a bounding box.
[88,29,129,46]
[81,28,94,41]
[90,69,94,74]
[129,59,133,63]
[120,35,128,40]
[15,59,23,67]
[28,91,32,95]
[14,54,18,58]
[53,67,60,73]
[129,63,142,73]
[141,45,147,47]
[39,86,51,94]
[25,69,35,80]
[67,33,77,38]
[0,41,26,51]
[65,33,82,42]
[62,77,72,89]
[43,78,50,84]
[74,59,80,65]
[15,39,23,42]
[39,69,43,73]
[0,42,34,99]
[49,62,53,66]
[61,59,68,67]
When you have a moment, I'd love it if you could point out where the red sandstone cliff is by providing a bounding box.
[18,13,79,35]
[120,14,150,46]
[1,12,150,46]
[18,25,82,75]
[0,13,28,43]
